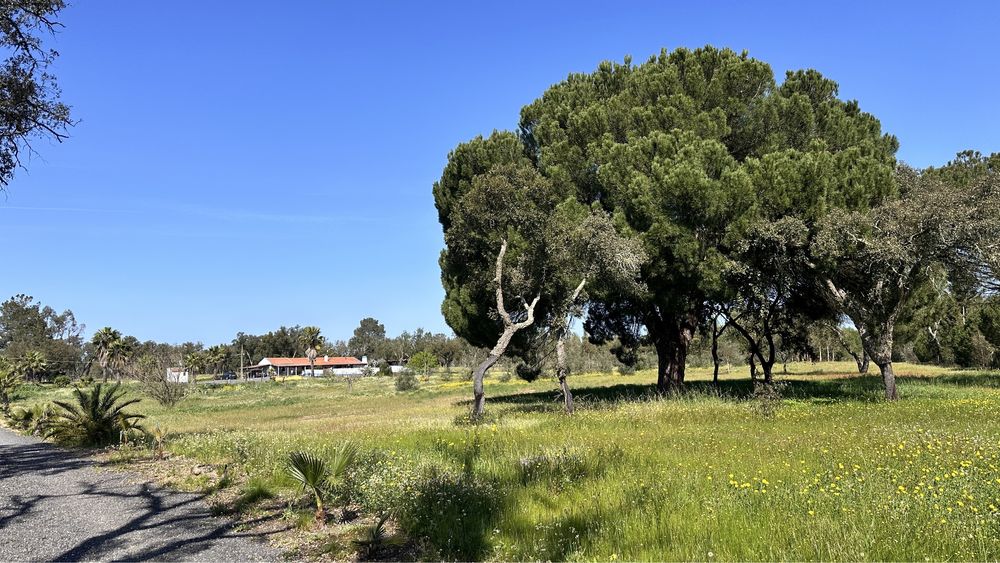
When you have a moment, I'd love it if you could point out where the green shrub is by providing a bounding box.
[46,382,145,446]
[398,468,500,560]
[8,403,54,436]
[53,375,71,387]
[394,370,418,392]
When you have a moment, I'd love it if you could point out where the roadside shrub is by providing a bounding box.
[399,468,500,560]
[349,453,501,560]
[47,382,145,446]
[349,451,420,515]
[394,370,418,392]
[53,375,71,387]
[8,403,54,436]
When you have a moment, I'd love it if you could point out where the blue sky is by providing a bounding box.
[1,1,997,346]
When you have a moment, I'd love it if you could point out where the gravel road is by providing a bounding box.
[0,428,284,561]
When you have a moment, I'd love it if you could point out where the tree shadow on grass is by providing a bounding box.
[475,370,1000,413]
[478,376,895,411]
[903,372,1000,388]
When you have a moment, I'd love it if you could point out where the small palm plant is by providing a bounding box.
[286,442,358,524]
[151,424,168,459]
[353,513,396,559]
[47,382,145,446]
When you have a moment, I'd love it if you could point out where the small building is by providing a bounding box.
[245,355,366,378]
[166,367,190,383]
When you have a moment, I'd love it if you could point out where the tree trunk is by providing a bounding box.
[861,325,898,401]
[859,351,870,374]
[556,328,574,414]
[470,240,542,418]
[711,328,720,385]
[471,327,514,418]
[877,360,898,401]
[653,336,675,393]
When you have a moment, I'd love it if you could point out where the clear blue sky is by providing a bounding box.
[1,1,997,346]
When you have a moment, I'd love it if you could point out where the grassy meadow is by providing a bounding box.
[12,362,1000,561]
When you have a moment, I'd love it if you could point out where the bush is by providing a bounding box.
[377,361,393,377]
[47,382,146,446]
[394,370,418,392]
[8,403,54,436]
[133,354,186,407]
[349,454,500,560]
[399,468,500,560]
[53,375,71,387]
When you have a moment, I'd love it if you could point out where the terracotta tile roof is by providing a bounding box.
[260,356,363,367]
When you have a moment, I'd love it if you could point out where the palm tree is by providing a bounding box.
[300,326,323,377]
[286,442,358,524]
[184,351,206,386]
[207,345,228,377]
[47,382,145,446]
[107,338,133,381]
[18,351,47,382]
[0,359,23,415]
[91,327,122,382]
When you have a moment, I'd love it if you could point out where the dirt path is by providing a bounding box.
[0,428,283,562]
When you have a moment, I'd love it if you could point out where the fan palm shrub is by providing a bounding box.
[47,382,145,446]
[286,442,358,524]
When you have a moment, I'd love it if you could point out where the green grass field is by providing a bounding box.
[13,362,1000,561]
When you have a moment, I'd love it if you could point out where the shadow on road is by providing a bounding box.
[0,435,287,561]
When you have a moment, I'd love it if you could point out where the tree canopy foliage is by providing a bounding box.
[0,0,73,187]
[436,46,901,398]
